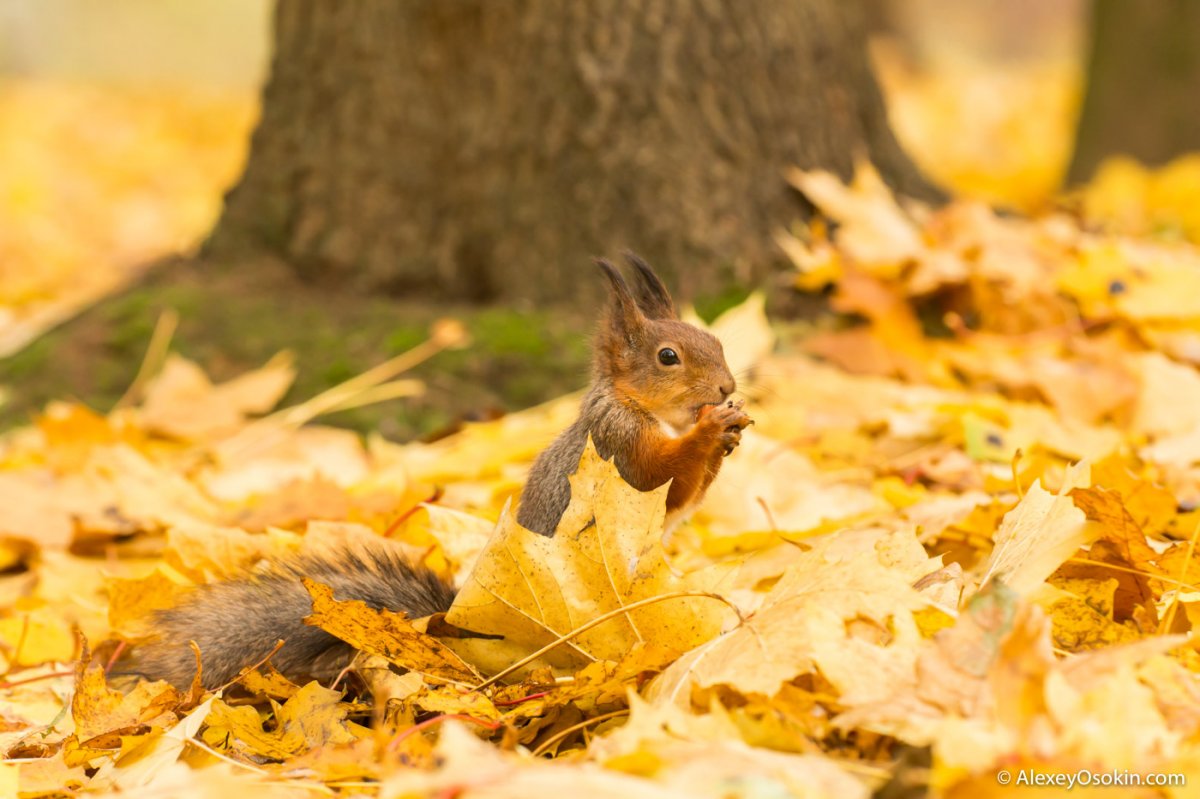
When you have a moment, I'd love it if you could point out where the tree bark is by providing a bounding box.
[1068,0,1200,184]
[208,0,936,303]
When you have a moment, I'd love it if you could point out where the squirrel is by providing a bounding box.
[131,253,750,689]
[517,252,750,535]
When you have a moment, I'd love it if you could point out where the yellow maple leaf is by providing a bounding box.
[650,528,933,705]
[445,440,733,677]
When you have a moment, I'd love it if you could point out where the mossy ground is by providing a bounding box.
[0,256,601,439]
[1,256,759,439]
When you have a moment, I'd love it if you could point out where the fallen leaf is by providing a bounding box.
[978,462,1090,596]
[303,578,481,685]
[200,681,363,760]
[650,528,932,705]
[139,353,294,442]
[445,441,732,677]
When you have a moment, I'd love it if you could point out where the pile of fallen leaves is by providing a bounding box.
[5,162,1200,798]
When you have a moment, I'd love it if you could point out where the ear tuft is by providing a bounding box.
[622,251,677,319]
[594,258,627,295]
[595,257,644,338]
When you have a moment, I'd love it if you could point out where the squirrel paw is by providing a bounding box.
[698,399,753,455]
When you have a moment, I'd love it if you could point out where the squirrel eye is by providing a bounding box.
[658,347,680,366]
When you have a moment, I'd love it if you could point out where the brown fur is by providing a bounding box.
[131,539,455,690]
[517,253,750,536]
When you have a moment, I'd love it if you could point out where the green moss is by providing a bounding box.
[470,309,551,357]
[0,258,593,440]
[385,327,427,355]
[693,285,753,323]
[321,359,358,386]
[3,335,52,382]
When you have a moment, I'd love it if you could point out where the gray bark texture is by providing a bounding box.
[1069,0,1200,184]
[208,0,936,303]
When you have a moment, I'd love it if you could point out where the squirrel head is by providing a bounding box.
[594,252,736,433]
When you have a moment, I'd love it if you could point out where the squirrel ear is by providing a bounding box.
[622,251,677,320]
[595,258,646,336]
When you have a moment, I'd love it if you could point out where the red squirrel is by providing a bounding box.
[133,253,750,689]
[517,253,751,534]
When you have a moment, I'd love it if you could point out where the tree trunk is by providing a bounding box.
[1068,0,1200,184]
[207,0,936,304]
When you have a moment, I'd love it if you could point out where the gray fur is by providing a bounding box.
[133,541,456,689]
[516,383,649,536]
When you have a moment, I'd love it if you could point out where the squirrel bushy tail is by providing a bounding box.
[132,540,456,690]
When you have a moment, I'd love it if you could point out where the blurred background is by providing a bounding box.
[0,0,271,87]
[0,0,1195,438]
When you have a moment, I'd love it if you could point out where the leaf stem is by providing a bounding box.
[185,736,269,775]
[1066,557,1199,591]
[0,670,75,690]
[493,690,550,706]
[114,308,179,408]
[474,590,742,690]
[386,713,501,754]
[530,708,630,757]
[214,639,285,694]
[1157,514,1200,634]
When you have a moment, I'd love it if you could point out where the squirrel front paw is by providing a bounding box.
[697,399,753,455]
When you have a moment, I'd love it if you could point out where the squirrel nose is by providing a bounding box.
[719,380,736,398]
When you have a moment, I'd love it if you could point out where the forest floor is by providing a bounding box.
[9,63,1200,798]
[0,254,598,440]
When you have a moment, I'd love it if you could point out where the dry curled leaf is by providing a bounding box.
[199,681,363,760]
[302,578,482,685]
